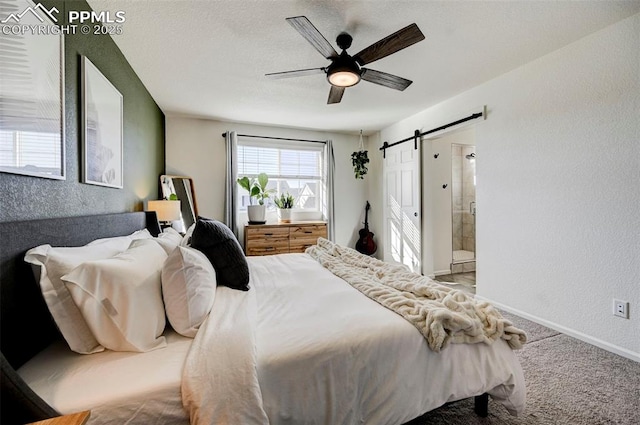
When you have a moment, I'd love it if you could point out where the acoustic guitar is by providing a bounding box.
[355,201,377,256]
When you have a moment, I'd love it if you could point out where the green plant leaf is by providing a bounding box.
[257,172,269,190]
[274,192,295,208]
[237,176,251,192]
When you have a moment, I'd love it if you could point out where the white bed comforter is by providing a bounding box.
[306,238,526,352]
[182,253,526,425]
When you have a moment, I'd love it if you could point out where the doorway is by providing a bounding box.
[427,128,477,293]
[450,144,476,274]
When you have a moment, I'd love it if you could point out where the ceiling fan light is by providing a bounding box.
[327,70,360,87]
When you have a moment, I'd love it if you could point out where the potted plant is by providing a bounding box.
[351,150,369,179]
[274,192,295,223]
[352,130,369,179]
[237,172,273,223]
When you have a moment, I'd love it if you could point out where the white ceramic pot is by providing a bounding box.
[277,208,292,223]
[247,205,266,223]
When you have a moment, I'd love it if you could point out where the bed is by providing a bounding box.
[0,212,526,424]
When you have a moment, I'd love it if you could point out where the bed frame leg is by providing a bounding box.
[474,393,489,417]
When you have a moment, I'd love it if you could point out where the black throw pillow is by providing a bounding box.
[190,218,250,291]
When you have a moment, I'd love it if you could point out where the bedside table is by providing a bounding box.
[27,410,91,425]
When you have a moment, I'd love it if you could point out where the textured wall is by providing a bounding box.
[0,0,164,223]
[374,14,639,359]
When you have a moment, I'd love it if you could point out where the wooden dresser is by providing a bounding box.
[244,222,327,256]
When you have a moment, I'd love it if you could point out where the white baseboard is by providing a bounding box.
[475,295,640,363]
[433,269,451,276]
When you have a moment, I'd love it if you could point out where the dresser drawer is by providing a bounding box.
[289,224,327,239]
[246,243,290,256]
[289,224,327,253]
[289,238,318,253]
[246,226,290,239]
[245,226,289,256]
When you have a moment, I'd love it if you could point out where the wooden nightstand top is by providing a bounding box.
[28,410,91,425]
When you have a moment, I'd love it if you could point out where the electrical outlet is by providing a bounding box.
[613,299,629,319]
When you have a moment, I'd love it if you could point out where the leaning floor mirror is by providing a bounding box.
[160,175,198,233]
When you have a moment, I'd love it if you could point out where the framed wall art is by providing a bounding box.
[0,0,65,179]
[82,56,123,188]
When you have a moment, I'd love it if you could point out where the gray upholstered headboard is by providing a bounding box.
[0,211,160,424]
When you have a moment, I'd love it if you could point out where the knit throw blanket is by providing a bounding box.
[306,238,526,352]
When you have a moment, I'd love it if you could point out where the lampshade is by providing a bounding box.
[148,200,181,222]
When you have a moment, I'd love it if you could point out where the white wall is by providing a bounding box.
[371,14,640,360]
[165,117,368,248]
[366,131,384,259]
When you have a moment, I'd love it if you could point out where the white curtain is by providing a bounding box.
[224,131,239,237]
[323,140,335,241]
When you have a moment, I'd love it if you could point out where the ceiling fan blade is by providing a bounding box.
[327,86,345,104]
[286,16,339,59]
[265,67,325,79]
[361,68,413,91]
[354,23,425,66]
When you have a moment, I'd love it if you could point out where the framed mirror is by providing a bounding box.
[160,175,198,233]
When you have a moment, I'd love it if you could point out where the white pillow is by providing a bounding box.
[62,239,168,352]
[24,238,134,354]
[180,223,196,247]
[87,228,152,246]
[155,227,183,255]
[162,246,216,337]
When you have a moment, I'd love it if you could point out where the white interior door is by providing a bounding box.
[383,140,422,274]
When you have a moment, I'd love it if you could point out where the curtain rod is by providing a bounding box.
[379,111,484,157]
[222,132,327,144]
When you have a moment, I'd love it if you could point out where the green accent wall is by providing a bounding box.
[0,0,165,222]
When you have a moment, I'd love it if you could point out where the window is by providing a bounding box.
[236,140,324,217]
[0,130,63,177]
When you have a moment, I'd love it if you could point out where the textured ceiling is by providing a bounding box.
[87,1,639,134]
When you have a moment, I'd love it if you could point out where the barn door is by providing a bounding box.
[383,138,422,274]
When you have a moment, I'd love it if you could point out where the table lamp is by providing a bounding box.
[148,199,181,228]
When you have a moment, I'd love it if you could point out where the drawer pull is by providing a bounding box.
[264,232,273,236]
[304,231,313,234]
[265,247,274,251]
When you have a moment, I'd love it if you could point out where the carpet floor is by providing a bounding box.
[407,311,640,424]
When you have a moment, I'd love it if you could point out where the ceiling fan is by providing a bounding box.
[266,16,425,104]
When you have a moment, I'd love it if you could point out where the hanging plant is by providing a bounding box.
[351,150,369,179]
[351,130,369,179]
